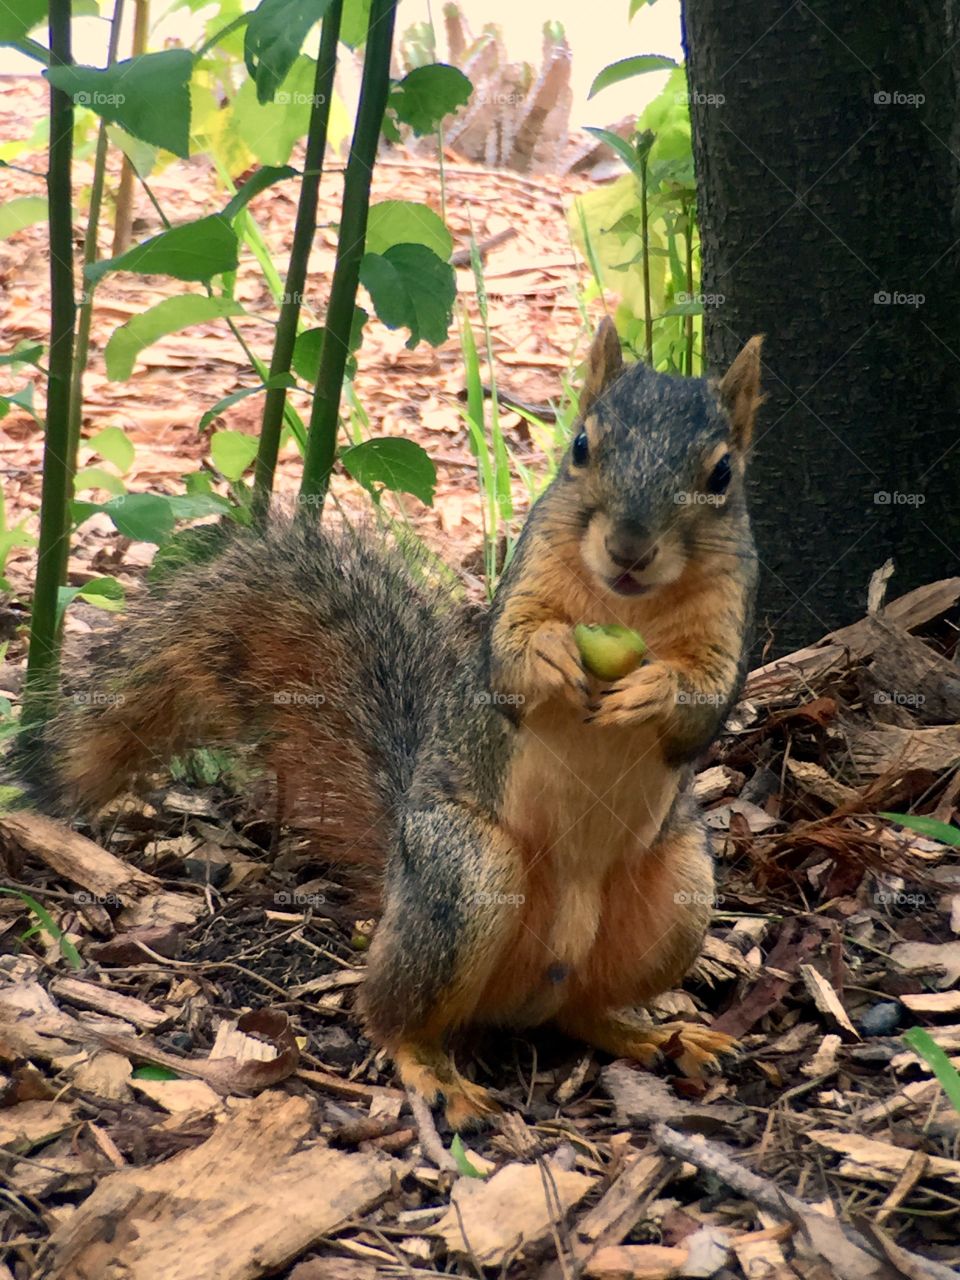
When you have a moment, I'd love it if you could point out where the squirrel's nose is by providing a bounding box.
[605,532,658,572]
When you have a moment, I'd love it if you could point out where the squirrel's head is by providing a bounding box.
[562,320,763,600]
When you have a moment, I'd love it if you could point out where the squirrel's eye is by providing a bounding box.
[706,454,732,496]
[571,431,589,466]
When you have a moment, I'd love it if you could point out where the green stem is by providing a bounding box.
[11,36,50,64]
[23,0,76,728]
[300,0,398,505]
[66,0,127,522]
[640,157,653,367]
[195,12,250,59]
[253,0,342,513]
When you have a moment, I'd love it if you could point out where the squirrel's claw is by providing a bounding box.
[586,662,678,728]
[530,624,591,708]
[659,1022,738,1078]
[394,1040,501,1132]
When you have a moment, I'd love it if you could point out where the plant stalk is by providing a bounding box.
[23,0,77,727]
[299,0,398,505]
[640,155,653,367]
[253,0,342,513]
[66,0,127,528]
[112,0,148,254]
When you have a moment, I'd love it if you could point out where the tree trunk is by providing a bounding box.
[683,0,960,655]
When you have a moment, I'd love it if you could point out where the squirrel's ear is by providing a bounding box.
[580,317,624,415]
[718,335,765,450]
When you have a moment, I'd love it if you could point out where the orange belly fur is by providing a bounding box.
[476,697,682,1026]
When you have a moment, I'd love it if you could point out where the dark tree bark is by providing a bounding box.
[683,0,960,655]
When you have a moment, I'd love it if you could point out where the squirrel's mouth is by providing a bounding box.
[609,572,650,597]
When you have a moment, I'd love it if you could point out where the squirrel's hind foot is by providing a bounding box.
[394,1040,501,1131]
[559,1011,737,1079]
[651,1020,738,1077]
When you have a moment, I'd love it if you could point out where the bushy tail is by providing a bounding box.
[9,518,467,846]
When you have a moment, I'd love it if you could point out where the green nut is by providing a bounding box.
[574,623,646,682]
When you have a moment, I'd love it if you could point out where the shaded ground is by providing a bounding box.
[2,77,960,1280]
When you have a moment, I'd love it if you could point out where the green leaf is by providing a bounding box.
[222,164,297,218]
[359,243,455,348]
[165,493,232,520]
[105,123,157,179]
[583,126,645,179]
[292,307,366,382]
[77,576,126,611]
[211,431,258,481]
[449,1133,486,1179]
[132,1064,180,1081]
[390,63,472,135]
[105,296,244,380]
[366,200,451,260]
[73,466,127,497]
[341,437,436,505]
[0,384,40,424]
[0,888,82,969]
[45,50,194,157]
[87,426,135,473]
[880,812,960,848]
[86,215,238,286]
[662,300,704,317]
[588,54,677,99]
[903,1027,960,1114]
[0,341,43,367]
[0,196,47,240]
[340,0,371,47]
[198,373,295,431]
[102,493,176,543]
[244,0,330,104]
[0,0,47,44]
[230,56,316,165]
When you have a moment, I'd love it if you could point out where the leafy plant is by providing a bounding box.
[903,1027,960,1115]
[449,1132,486,1178]
[575,56,701,374]
[2,0,477,726]
[880,813,960,848]
[0,887,83,969]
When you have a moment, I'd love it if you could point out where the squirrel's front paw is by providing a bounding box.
[586,661,678,728]
[526,623,591,709]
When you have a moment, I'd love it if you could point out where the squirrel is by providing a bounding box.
[11,320,763,1129]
